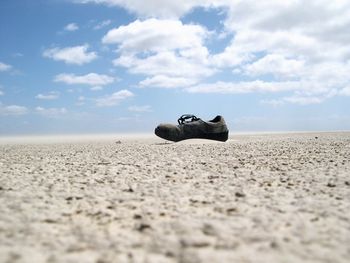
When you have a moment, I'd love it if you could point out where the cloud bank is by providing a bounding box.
[77,0,350,105]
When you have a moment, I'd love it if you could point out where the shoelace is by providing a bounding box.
[178,114,200,125]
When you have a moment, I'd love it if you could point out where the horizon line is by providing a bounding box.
[1,130,349,145]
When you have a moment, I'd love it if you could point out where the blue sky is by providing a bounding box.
[1,0,350,135]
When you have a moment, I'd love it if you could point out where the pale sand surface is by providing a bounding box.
[0,132,350,263]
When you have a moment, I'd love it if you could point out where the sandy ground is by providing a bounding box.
[0,132,349,263]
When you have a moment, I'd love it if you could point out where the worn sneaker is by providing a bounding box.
[155,114,229,142]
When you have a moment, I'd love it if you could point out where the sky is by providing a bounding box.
[1,0,350,135]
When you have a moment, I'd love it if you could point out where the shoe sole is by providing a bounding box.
[200,130,229,142]
[155,127,229,142]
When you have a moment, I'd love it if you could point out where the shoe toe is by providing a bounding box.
[155,124,178,141]
[155,124,167,138]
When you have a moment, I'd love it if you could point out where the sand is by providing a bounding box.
[0,132,349,263]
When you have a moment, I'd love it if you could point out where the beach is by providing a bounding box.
[0,132,349,263]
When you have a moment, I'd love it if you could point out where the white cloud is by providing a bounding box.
[54,73,114,86]
[187,79,342,106]
[222,1,350,36]
[244,54,305,78]
[64,23,79,31]
[93,19,112,30]
[115,52,213,79]
[214,1,350,69]
[139,75,198,88]
[35,106,68,117]
[339,86,350,96]
[103,18,213,87]
[210,0,350,103]
[211,30,319,68]
[0,105,28,116]
[283,96,325,105]
[81,0,350,104]
[261,96,324,106]
[0,62,12,72]
[260,99,285,107]
[187,80,301,94]
[96,89,134,107]
[128,105,152,112]
[261,90,337,106]
[35,91,60,100]
[90,86,103,91]
[103,19,208,53]
[0,90,3,96]
[74,0,216,18]
[43,45,97,65]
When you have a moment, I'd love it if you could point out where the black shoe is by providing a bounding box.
[155,114,229,142]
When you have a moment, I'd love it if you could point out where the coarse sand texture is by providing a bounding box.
[0,133,349,263]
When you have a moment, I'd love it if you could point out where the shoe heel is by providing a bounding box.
[204,131,229,142]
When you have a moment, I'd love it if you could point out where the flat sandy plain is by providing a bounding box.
[0,132,349,263]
